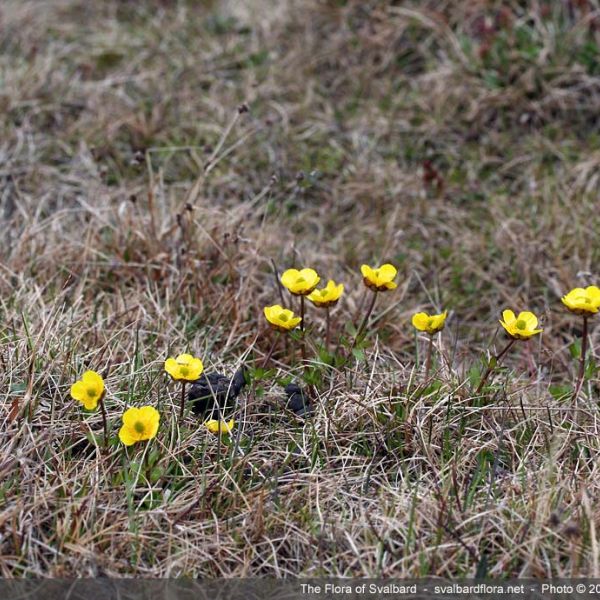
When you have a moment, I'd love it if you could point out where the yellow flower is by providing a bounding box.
[499,310,543,340]
[70,370,105,410]
[412,310,448,335]
[361,263,397,292]
[164,353,204,382]
[561,286,600,315]
[308,280,344,308]
[264,304,302,331]
[205,419,235,434]
[118,406,160,446]
[280,268,320,296]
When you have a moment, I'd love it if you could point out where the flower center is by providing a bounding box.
[320,289,328,297]
[427,317,435,328]
[516,319,527,330]
[296,276,306,285]
[279,312,289,322]
[134,421,145,434]
[87,388,97,398]
[179,366,190,377]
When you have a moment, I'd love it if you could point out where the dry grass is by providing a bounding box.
[1,0,600,577]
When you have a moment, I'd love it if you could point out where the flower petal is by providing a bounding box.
[205,420,219,433]
[280,269,300,289]
[82,397,98,411]
[70,381,87,402]
[519,311,538,329]
[122,407,140,428]
[378,264,397,281]
[176,353,195,364]
[412,313,430,331]
[164,358,180,378]
[118,425,136,446]
[361,265,373,279]
[501,309,516,325]
[83,371,101,386]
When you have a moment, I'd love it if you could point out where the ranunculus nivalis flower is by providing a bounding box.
[264,305,302,331]
[164,354,204,381]
[70,370,105,410]
[205,419,235,434]
[118,406,160,446]
[280,268,320,295]
[412,310,448,335]
[499,310,543,340]
[561,286,600,315]
[308,280,344,308]
[361,263,397,291]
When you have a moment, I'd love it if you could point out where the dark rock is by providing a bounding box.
[188,367,246,417]
[283,383,312,417]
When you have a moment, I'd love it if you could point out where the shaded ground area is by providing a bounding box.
[1,0,600,577]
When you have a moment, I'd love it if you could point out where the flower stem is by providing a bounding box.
[424,334,434,381]
[179,381,187,420]
[325,306,331,352]
[573,315,589,401]
[300,295,307,361]
[99,394,108,450]
[262,333,279,368]
[475,338,516,395]
[353,291,378,349]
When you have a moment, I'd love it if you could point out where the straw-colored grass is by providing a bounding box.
[1,0,600,577]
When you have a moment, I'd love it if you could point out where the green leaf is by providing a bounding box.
[352,348,366,362]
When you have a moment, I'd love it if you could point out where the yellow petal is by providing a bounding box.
[139,406,160,439]
[378,264,397,281]
[307,290,321,303]
[70,381,87,402]
[176,353,195,365]
[164,358,180,378]
[280,269,301,291]
[361,265,374,279]
[205,419,235,434]
[288,316,302,329]
[118,425,136,446]
[187,357,204,379]
[205,420,219,433]
[122,407,140,428]
[82,397,99,411]
[299,268,320,287]
[518,311,538,329]
[587,285,600,299]
[82,370,103,386]
[412,313,430,331]
[430,311,448,330]
[501,309,516,325]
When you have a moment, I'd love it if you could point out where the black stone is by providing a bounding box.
[188,367,246,417]
[283,383,312,417]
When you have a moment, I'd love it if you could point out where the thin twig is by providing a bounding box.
[424,335,434,381]
[179,382,187,420]
[475,338,516,395]
[572,315,588,402]
[353,291,377,349]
